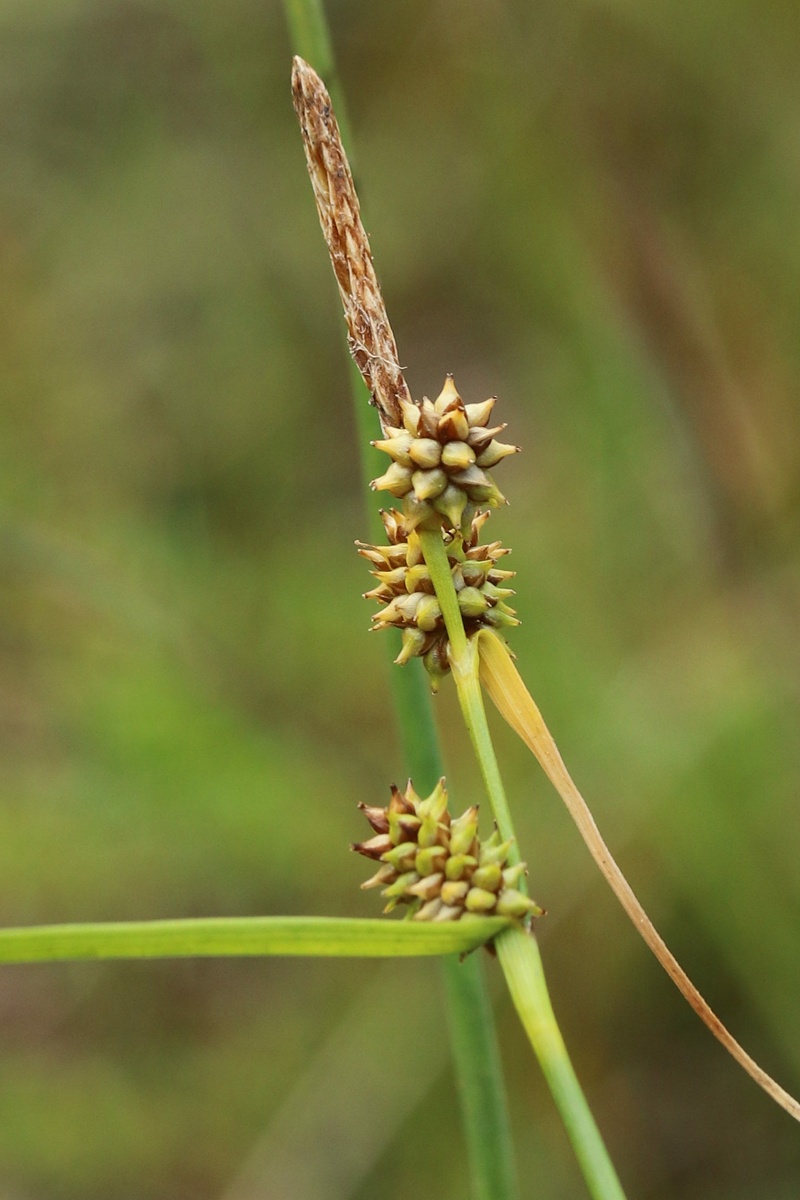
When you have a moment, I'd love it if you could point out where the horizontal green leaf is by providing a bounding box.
[0,915,509,965]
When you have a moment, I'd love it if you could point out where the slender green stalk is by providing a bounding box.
[453,659,522,865]
[418,524,628,1200]
[397,644,519,1200]
[443,950,520,1200]
[0,915,506,965]
[283,8,521,1198]
[418,529,519,858]
[416,528,470,660]
[497,927,627,1200]
[387,648,443,792]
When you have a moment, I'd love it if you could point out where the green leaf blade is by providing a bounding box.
[0,915,509,965]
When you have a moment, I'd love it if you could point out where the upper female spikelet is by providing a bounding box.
[370,376,519,529]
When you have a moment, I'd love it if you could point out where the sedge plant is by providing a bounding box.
[289,36,800,1196]
[1,16,798,1200]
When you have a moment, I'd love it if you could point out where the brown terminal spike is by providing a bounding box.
[291,57,411,431]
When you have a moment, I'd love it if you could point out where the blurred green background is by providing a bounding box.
[1,1,799,1196]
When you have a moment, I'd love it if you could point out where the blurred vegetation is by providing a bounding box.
[1,1,799,1197]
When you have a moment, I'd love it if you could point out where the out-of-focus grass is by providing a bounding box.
[0,2,799,1197]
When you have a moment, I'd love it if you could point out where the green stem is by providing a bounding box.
[443,950,520,1200]
[0,915,506,965]
[418,528,519,860]
[396,642,519,1200]
[283,7,521,1198]
[387,651,443,790]
[497,927,627,1200]
[417,527,469,660]
[455,648,522,863]
[419,524,628,1200]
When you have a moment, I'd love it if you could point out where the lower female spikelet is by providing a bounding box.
[353,779,541,923]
